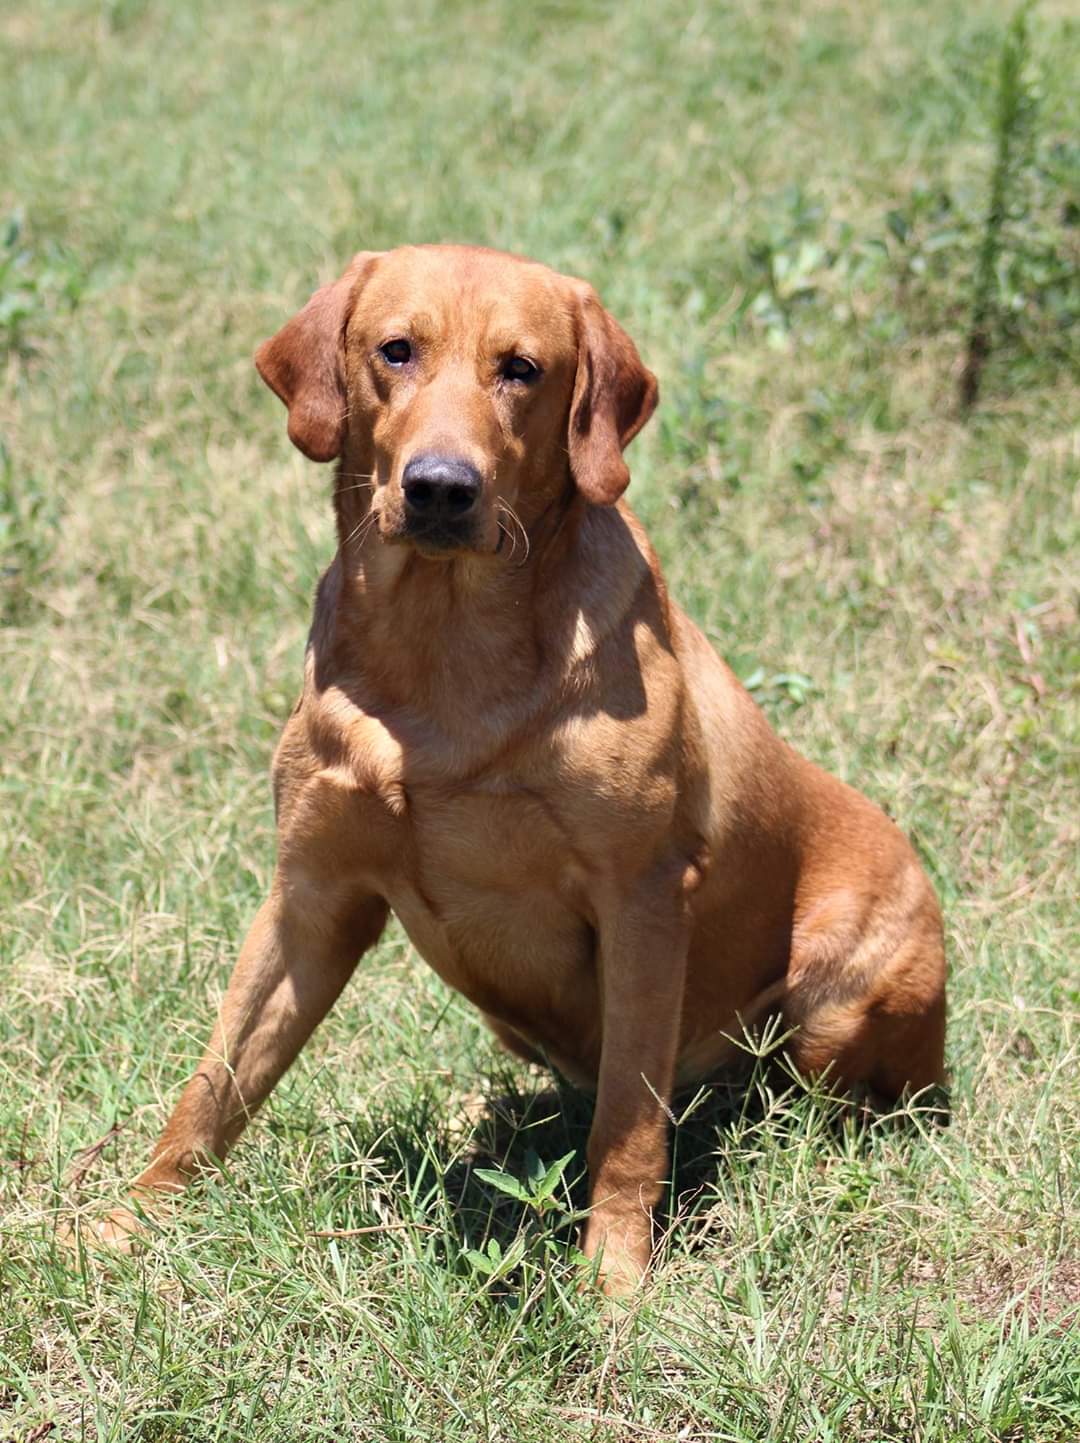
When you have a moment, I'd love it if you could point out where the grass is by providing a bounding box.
[1,0,1078,1437]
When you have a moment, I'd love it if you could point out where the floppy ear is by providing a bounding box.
[254,252,380,462]
[567,288,658,505]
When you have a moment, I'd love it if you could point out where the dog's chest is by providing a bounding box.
[287,699,600,1028]
[409,775,580,883]
[370,767,596,1019]
[395,776,589,931]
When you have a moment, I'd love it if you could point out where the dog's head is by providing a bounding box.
[255,245,657,558]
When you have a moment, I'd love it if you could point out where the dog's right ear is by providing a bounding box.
[254,252,380,462]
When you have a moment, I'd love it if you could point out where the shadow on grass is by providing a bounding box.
[321,1059,950,1270]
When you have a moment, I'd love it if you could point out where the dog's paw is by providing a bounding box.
[580,1213,651,1301]
[590,1250,648,1301]
[58,1204,153,1258]
[93,1204,151,1250]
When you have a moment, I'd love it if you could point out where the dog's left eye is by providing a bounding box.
[380,339,412,366]
[502,356,540,383]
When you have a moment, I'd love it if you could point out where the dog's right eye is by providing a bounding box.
[379,339,412,366]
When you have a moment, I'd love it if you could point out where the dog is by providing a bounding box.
[102,244,946,1294]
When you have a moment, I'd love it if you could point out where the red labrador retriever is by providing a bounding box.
[99,245,946,1293]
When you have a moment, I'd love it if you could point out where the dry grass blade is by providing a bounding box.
[308,1221,439,1238]
[67,1122,124,1190]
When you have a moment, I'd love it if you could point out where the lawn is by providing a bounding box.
[1,0,1078,1438]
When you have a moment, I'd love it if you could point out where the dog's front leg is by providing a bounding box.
[582,874,690,1296]
[101,881,387,1235]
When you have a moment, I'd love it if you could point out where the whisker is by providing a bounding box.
[342,510,377,552]
[495,514,516,562]
[337,470,376,495]
[494,502,513,559]
[497,499,530,566]
[496,503,519,563]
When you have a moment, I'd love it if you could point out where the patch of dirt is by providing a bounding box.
[961,1253,1080,1335]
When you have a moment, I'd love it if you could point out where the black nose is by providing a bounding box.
[402,454,482,521]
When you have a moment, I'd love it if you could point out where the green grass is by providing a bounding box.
[2,0,1078,1438]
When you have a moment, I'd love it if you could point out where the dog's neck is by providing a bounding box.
[309,455,658,752]
[314,460,611,732]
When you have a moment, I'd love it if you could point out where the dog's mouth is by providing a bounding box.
[404,519,479,556]
[373,509,490,559]
[373,498,503,558]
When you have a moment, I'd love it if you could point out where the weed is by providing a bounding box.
[0,210,84,360]
[960,3,1038,410]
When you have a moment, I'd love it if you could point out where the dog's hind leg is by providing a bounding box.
[784,890,947,1101]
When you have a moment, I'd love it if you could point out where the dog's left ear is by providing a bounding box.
[568,287,658,506]
[254,252,380,462]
